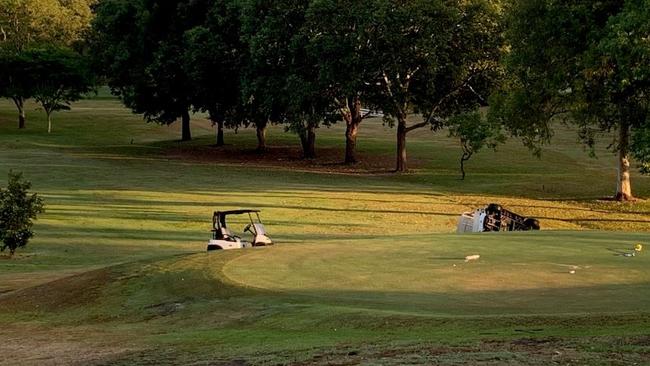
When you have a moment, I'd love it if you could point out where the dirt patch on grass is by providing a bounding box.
[0,323,138,366]
[0,267,112,311]
[290,336,650,366]
[164,144,426,174]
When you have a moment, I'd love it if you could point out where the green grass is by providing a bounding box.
[224,231,650,315]
[0,96,649,365]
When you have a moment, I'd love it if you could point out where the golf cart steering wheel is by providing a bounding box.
[243,223,252,233]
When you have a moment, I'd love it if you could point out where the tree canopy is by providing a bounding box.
[447,112,505,180]
[364,0,503,171]
[90,0,210,141]
[0,0,95,52]
[492,0,650,200]
[0,0,95,128]
[304,0,378,163]
[183,0,243,146]
[24,47,95,133]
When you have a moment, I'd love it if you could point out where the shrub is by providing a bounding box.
[0,172,45,256]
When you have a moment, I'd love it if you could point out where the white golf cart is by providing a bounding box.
[207,209,273,251]
[457,203,540,233]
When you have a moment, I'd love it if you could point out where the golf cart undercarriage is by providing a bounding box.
[207,209,273,250]
[457,203,540,233]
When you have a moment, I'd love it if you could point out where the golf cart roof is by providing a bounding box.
[214,209,260,216]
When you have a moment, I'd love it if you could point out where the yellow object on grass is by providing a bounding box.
[634,244,643,252]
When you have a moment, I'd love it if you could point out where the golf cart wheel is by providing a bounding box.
[524,218,541,230]
[486,203,502,215]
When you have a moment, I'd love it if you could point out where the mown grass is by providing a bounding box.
[0,95,649,365]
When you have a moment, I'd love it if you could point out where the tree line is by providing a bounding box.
[88,0,504,173]
[1,0,649,200]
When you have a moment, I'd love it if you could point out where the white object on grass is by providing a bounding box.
[465,254,480,262]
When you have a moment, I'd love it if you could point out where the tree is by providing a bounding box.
[366,0,503,172]
[447,112,505,180]
[238,0,295,153]
[0,171,44,256]
[90,0,209,141]
[305,0,378,164]
[0,0,94,50]
[0,49,34,128]
[25,47,94,133]
[492,0,650,200]
[246,0,332,159]
[0,0,95,128]
[284,71,332,159]
[184,0,243,147]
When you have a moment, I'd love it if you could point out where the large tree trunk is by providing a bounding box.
[12,97,26,129]
[256,120,267,153]
[210,110,225,147]
[343,96,363,164]
[299,124,317,159]
[214,119,225,147]
[396,118,407,172]
[345,122,360,164]
[181,110,192,141]
[306,125,316,159]
[615,123,633,201]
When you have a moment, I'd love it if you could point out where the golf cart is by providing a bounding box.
[207,210,273,251]
[457,203,540,233]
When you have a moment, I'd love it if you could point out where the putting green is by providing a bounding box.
[222,231,650,315]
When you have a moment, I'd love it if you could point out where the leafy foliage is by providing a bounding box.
[90,0,209,140]
[183,0,244,144]
[492,0,650,198]
[23,47,95,132]
[597,0,650,173]
[243,1,331,158]
[0,0,95,52]
[0,49,35,100]
[632,125,650,174]
[304,0,380,163]
[0,0,95,128]
[448,112,505,179]
[364,0,504,171]
[238,0,299,150]
[0,172,44,256]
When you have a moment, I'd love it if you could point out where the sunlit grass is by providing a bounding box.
[1,94,650,364]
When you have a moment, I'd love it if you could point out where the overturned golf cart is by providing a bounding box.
[207,210,273,251]
[457,203,540,233]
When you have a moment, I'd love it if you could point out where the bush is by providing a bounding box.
[0,172,45,256]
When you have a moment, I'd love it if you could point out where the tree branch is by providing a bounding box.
[383,70,404,117]
[467,84,487,105]
[405,121,429,133]
[423,69,485,125]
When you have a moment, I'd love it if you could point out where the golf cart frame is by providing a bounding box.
[207,209,273,251]
[457,203,540,233]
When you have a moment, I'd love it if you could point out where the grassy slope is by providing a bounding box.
[0,95,649,365]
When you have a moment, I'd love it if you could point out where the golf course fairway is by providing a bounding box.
[1,95,649,364]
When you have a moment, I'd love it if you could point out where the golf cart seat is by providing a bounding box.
[221,227,238,241]
[212,226,235,241]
